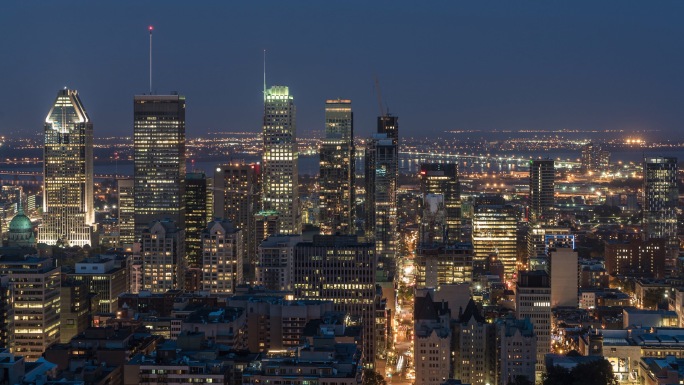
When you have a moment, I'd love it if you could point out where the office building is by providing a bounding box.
[529,159,554,223]
[184,172,213,267]
[0,255,60,361]
[133,94,186,237]
[68,256,127,313]
[415,243,474,288]
[201,219,243,294]
[604,238,667,279]
[414,292,452,385]
[117,178,135,246]
[365,134,397,280]
[472,199,518,280]
[141,220,186,293]
[516,271,551,382]
[262,85,299,234]
[643,157,678,257]
[59,279,91,343]
[38,89,94,247]
[377,115,398,144]
[549,247,579,308]
[420,163,461,243]
[319,99,355,235]
[526,226,573,259]
[293,235,377,366]
[257,235,301,291]
[215,163,261,265]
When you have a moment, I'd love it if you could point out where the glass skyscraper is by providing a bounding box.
[133,94,186,238]
[319,99,355,235]
[529,159,555,224]
[38,89,94,247]
[262,86,299,234]
[643,157,678,254]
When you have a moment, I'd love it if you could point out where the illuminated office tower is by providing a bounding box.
[377,115,398,144]
[215,163,262,265]
[293,235,376,366]
[319,99,355,235]
[419,163,461,243]
[117,178,135,247]
[529,159,555,224]
[133,94,186,238]
[516,271,551,382]
[201,219,243,294]
[38,89,94,247]
[184,172,213,267]
[472,198,518,281]
[643,157,678,254]
[141,220,186,293]
[262,86,299,234]
[365,134,398,281]
[0,255,60,361]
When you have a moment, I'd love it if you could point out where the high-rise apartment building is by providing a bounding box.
[215,163,262,267]
[581,142,610,173]
[472,199,518,280]
[643,157,678,254]
[38,89,94,247]
[365,134,398,281]
[319,99,355,235]
[420,163,461,243]
[529,159,555,223]
[184,172,213,267]
[453,299,496,385]
[141,220,186,293]
[133,94,186,238]
[495,317,536,385]
[201,219,243,294]
[117,178,135,246]
[262,86,299,234]
[293,235,377,366]
[0,255,60,361]
[516,270,551,382]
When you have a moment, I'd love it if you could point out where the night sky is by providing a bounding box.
[1,1,684,139]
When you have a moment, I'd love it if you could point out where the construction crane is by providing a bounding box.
[374,75,388,118]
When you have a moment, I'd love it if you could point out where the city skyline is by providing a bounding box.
[2,2,684,140]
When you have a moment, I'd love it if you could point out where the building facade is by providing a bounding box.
[472,200,518,280]
[516,271,551,382]
[117,178,135,246]
[39,89,94,247]
[184,172,213,268]
[643,157,678,260]
[420,163,461,243]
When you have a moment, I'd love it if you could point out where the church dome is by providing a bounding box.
[9,211,32,232]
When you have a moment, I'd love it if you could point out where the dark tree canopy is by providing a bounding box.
[543,359,618,385]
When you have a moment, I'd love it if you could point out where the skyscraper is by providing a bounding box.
[472,198,518,281]
[365,134,398,281]
[38,89,94,247]
[529,159,555,223]
[319,99,355,235]
[262,86,299,234]
[419,163,461,243]
[184,172,213,267]
[133,94,186,238]
[643,157,678,252]
[516,270,551,382]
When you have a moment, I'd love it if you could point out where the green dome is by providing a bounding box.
[9,212,32,232]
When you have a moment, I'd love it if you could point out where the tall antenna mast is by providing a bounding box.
[263,49,267,101]
[149,25,154,94]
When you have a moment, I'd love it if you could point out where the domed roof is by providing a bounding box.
[9,207,32,233]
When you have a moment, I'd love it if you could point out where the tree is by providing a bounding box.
[363,369,387,385]
[508,375,534,385]
[543,359,617,385]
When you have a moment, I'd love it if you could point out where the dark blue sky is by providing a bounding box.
[2,1,683,139]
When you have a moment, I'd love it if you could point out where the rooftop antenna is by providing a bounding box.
[263,49,267,101]
[149,25,154,94]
